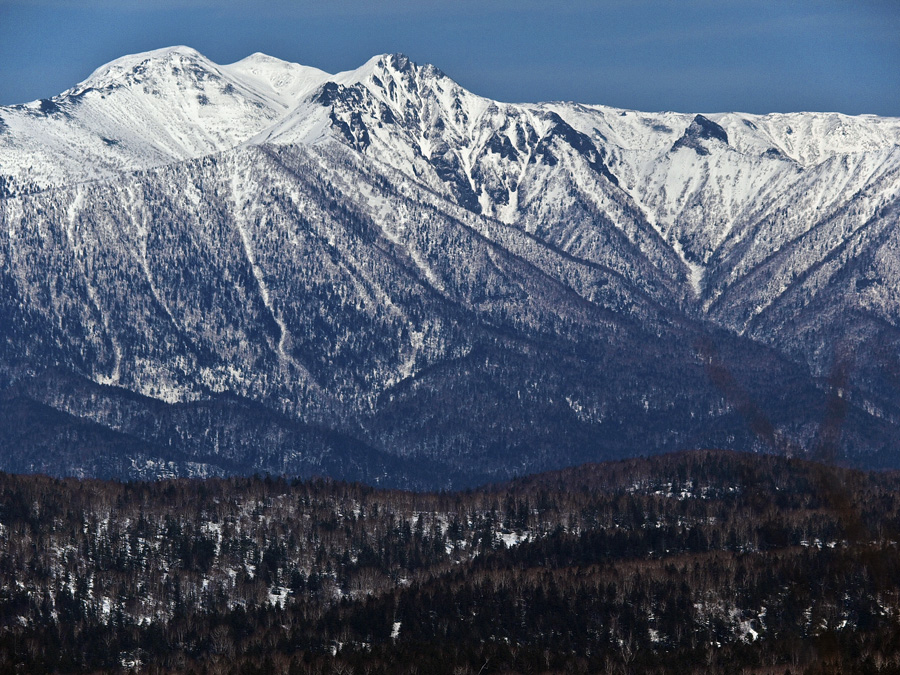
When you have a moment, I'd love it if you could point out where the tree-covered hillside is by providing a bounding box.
[0,450,899,673]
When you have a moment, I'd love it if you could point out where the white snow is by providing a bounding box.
[268,586,287,607]
[686,259,705,297]
[222,53,330,109]
[229,168,299,370]
[500,531,527,548]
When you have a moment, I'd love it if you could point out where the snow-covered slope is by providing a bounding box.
[0,46,331,195]
[2,48,900,482]
[246,53,900,317]
[4,49,898,300]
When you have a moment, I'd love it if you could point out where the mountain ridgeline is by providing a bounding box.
[1,47,900,486]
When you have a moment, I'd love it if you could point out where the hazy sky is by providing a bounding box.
[1,0,898,115]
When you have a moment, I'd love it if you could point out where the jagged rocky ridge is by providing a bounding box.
[1,47,900,486]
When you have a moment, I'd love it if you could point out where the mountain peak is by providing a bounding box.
[222,52,330,105]
[228,51,311,71]
[670,113,729,155]
[77,45,214,92]
[380,52,414,73]
[331,53,448,90]
[241,51,282,62]
[376,53,448,81]
[90,45,206,71]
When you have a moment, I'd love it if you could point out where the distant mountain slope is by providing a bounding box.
[1,48,899,484]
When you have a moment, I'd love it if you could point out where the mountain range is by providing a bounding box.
[2,46,899,487]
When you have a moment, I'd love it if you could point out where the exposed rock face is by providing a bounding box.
[670,114,729,155]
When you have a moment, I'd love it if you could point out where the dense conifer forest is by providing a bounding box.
[1,450,899,674]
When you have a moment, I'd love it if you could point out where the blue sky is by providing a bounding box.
[1,0,898,115]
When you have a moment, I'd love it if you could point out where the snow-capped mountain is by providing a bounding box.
[1,48,899,486]
[0,47,330,195]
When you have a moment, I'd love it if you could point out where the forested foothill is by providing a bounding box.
[0,450,899,673]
